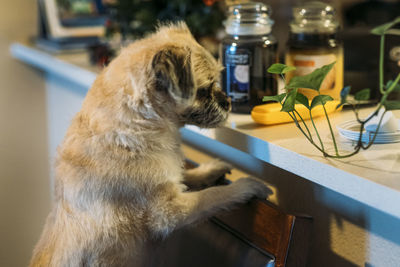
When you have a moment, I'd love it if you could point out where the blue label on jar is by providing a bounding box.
[225,48,251,102]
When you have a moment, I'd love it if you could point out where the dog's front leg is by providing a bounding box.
[181,177,272,226]
[183,159,233,190]
[150,177,271,236]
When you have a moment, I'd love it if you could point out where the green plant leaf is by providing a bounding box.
[286,62,336,91]
[267,63,296,74]
[310,95,334,109]
[386,80,400,92]
[386,29,400,36]
[282,66,297,74]
[371,17,400,35]
[354,88,371,101]
[384,100,400,110]
[263,93,286,103]
[267,64,286,74]
[337,86,351,109]
[295,92,310,109]
[281,89,298,112]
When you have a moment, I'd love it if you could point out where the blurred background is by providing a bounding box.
[1,0,399,266]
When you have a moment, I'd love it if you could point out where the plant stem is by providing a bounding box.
[288,112,327,155]
[325,148,361,159]
[322,104,388,158]
[365,89,390,123]
[280,74,286,84]
[379,35,385,94]
[309,109,325,150]
[288,112,310,140]
[349,104,363,124]
[356,122,366,149]
[387,72,400,93]
[362,110,387,149]
[321,100,339,156]
[358,88,389,127]
[294,110,313,141]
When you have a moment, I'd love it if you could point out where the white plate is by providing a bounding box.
[337,120,400,144]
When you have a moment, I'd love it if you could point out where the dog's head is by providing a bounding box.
[92,23,230,130]
[146,23,231,128]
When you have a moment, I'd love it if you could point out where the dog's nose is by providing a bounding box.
[221,97,231,111]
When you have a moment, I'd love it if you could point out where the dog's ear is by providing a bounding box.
[152,46,195,103]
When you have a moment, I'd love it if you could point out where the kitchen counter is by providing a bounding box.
[11,43,400,219]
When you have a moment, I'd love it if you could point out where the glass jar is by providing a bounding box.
[285,1,344,100]
[221,2,278,114]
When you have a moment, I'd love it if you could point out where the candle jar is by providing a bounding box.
[221,2,278,114]
[285,1,344,100]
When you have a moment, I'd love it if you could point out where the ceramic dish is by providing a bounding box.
[337,120,400,144]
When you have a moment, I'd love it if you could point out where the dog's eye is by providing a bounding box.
[196,85,212,99]
[196,88,209,98]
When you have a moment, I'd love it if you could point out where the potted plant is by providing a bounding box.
[263,17,400,158]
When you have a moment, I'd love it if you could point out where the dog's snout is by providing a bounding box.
[214,90,231,111]
[221,97,231,111]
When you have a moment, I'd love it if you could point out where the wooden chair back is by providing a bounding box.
[215,199,312,267]
[150,198,312,267]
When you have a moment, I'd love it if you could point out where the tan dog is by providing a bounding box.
[30,22,271,267]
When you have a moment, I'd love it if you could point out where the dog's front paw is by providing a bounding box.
[234,177,272,200]
[184,159,233,189]
[203,159,233,177]
[199,159,233,187]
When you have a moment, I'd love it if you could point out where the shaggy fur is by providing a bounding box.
[30,22,271,267]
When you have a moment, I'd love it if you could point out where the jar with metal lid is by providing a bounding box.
[285,1,343,100]
[221,2,278,114]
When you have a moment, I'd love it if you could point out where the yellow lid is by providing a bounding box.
[251,100,341,125]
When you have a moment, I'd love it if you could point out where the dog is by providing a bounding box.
[30,22,271,267]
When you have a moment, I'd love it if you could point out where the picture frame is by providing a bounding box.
[39,0,106,38]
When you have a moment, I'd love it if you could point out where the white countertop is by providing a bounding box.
[10,43,400,219]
